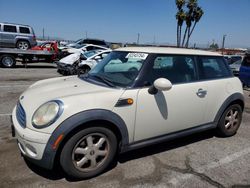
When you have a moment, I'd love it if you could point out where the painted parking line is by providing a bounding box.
[0,113,11,117]
[169,147,250,186]
[0,85,30,88]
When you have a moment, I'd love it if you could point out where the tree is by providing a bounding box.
[209,43,219,50]
[175,0,204,48]
[175,0,186,47]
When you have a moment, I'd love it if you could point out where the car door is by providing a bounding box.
[196,56,237,123]
[134,55,208,141]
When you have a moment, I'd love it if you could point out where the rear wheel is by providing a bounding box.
[0,55,16,68]
[60,127,117,179]
[217,104,242,137]
[16,40,30,50]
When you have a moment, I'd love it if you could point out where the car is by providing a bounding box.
[229,60,242,76]
[61,44,109,57]
[239,53,250,87]
[0,22,37,50]
[224,55,243,65]
[67,38,110,48]
[57,49,111,75]
[12,47,244,179]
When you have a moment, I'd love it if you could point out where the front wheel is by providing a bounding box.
[60,127,117,179]
[216,104,242,137]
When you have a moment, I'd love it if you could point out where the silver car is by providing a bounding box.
[0,22,37,50]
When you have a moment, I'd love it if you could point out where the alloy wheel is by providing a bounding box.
[72,133,109,172]
[224,108,240,130]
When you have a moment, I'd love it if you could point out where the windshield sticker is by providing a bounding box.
[126,53,148,60]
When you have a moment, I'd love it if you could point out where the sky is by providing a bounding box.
[0,0,250,48]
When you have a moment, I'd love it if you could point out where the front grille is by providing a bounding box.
[16,101,26,128]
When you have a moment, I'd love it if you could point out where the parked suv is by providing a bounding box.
[12,47,244,179]
[0,22,37,50]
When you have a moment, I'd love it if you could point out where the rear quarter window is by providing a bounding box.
[198,56,232,80]
[19,27,30,34]
[3,25,17,33]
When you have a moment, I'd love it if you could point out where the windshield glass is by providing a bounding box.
[76,44,86,49]
[83,50,99,59]
[86,51,148,87]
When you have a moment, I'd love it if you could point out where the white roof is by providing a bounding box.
[115,47,221,56]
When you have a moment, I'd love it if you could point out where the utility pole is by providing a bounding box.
[153,35,156,45]
[137,33,140,45]
[42,28,45,40]
[222,34,227,55]
[85,31,88,39]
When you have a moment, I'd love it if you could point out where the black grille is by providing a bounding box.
[16,102,26,128]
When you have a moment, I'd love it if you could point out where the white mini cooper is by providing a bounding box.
[12,47,244,179]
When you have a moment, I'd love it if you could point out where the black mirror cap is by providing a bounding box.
[148,85,158,95]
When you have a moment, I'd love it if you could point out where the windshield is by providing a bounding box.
[85,51,148,87]
[76,44,86,49]
[75,39,83,44]
[83,50,99,59]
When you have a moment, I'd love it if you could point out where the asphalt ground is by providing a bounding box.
[0,62,250,188]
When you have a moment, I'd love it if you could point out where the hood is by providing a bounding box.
[17,76,125,133]
[59,53,80,65]
[21,76,116,104]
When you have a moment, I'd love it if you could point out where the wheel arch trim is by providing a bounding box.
[214,92,244,123]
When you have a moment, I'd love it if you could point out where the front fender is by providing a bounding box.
[36,109,129,169]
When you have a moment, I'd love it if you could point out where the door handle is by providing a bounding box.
[196,88,207,97]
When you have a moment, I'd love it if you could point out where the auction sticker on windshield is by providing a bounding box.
[126,53,148,60]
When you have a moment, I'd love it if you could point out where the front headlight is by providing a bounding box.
[32,100,63,128]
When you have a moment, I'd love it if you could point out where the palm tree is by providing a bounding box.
[176,9,186,47]
[176,0,185,47]
[175,0,203,48]
[188,7,204,39]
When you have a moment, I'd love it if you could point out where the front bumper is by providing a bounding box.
[12,106,55,169]
[56,62,76,75]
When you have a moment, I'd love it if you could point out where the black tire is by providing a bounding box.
[0,55,16,68]
[60,127,117,179]
[216,104,242,137]
[16,40,30,50]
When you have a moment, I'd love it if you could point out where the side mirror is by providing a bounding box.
[148,78,172,95]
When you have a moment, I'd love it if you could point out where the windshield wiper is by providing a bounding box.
[91,75,115,87]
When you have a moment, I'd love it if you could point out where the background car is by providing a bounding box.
[229,60,242,76]
[61,44,109,56]
[57,49,111,75]
[67,38,110,48]
[0,22,37,50]
[239,54,250,87]
[224,55,244,65]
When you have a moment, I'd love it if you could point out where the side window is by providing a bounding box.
[3,25,17,33]
[19,27,30,34]
[146,55,197,84]
[198,56,231,80]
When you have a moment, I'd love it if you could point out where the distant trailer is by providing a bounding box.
[0,48,56,68]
